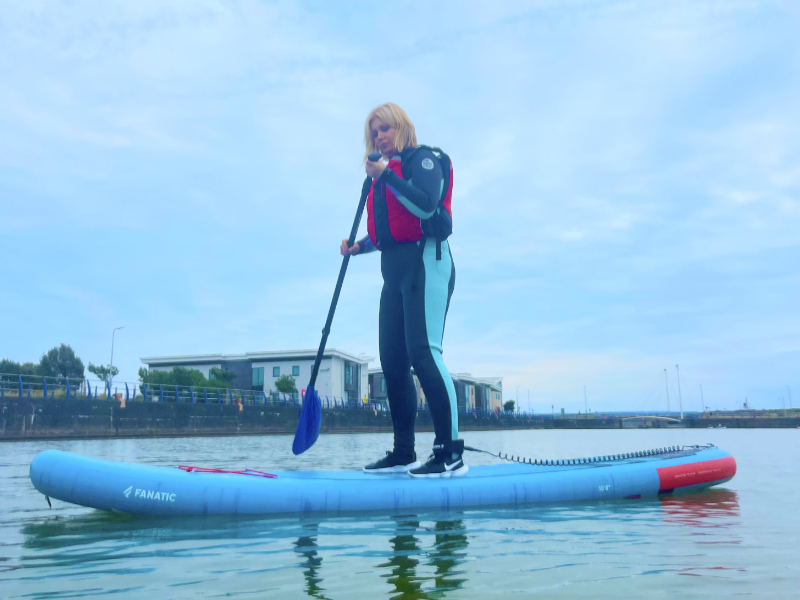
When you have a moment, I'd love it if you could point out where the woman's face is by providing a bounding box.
[370,117,397,157]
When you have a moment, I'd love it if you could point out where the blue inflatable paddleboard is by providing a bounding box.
[29,445,735,516]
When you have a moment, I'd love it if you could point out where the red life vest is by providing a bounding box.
[366,149,453,250]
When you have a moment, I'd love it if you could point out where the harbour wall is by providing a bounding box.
[1,398,798,441]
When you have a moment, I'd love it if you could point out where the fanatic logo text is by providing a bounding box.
[123,486,177,502]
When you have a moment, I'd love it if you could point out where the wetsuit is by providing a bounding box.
[357,147,458,458]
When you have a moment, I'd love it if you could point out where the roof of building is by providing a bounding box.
[142,349,375,366]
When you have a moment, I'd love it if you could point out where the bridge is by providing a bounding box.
[620,415,683,423]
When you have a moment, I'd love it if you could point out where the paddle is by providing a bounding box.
[292,152,382,455]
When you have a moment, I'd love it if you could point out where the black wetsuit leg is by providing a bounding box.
[379,253,417,457]
[380,238,458,454]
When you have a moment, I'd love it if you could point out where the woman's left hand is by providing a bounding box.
[365,159,386,179]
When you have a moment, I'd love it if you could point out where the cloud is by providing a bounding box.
[0,0,797,410]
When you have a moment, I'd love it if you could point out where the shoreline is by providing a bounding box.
[2,397,798,442]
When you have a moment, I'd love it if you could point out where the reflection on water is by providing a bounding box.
[659,489,740,526]
[15,492,743,598]
[294,526,329,600]
[378,517,468,600]
[380,519,424,599]
[428,519,468,594]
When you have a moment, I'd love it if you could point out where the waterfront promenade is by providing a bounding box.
[2,395,798,441]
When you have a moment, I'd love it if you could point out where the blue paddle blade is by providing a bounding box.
[292,385,321,454]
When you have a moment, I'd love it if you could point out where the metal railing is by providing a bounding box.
[0,373,382,410]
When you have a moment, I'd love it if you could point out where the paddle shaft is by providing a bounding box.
[308,175,373,388]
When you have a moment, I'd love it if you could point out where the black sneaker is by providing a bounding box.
[363,451,420,474]
[408,443,468,478]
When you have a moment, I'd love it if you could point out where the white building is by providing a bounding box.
[368,369,503,411]
[141,349,373,404]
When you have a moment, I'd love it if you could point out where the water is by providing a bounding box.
[1,429,798,598]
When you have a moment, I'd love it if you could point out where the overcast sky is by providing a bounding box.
[1,0,798,413]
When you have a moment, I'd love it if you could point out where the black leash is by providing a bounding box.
[464,445,703,466]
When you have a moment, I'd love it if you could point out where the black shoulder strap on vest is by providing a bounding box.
[402,145,450,262]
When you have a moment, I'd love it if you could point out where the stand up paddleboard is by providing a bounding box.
[29,445,735,516]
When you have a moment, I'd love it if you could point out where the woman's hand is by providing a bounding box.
[365,159,386,179]
[340,239,360,256]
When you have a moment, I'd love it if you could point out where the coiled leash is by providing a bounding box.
[463,444,711,466]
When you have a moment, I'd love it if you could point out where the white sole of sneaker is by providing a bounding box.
[363,460,421,474]
[408,464,469,478]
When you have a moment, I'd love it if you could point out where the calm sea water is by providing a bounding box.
[1,429,798,599]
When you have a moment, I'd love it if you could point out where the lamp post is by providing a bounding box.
[675,364,683,420]
[664,368,670,413]
[788,386,793,409]
[583,385,588,418]
[110,327,124,387]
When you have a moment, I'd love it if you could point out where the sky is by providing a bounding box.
[1,0,798,413]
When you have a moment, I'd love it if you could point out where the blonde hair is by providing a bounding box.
[363,103,417,161]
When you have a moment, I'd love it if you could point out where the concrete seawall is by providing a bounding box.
[2,398,798,441]
[1,398,624,441]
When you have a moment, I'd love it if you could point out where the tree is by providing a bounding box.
[1,359,40,375]
[88,363,119,383]
[503,400,515,412]
[39,344,85,379]
[274,374,298,394]
[208,367,236,387]
[138,366,236,390]
[1,359,42,382]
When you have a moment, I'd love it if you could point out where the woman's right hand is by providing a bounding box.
[340,239,360,256]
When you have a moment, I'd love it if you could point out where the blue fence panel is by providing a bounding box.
[203,388,208,404]
[159,385,164,403]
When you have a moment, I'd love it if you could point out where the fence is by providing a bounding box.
[0,373,597,419]
[0,373,381,411]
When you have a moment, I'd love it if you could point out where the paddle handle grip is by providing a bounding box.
[367,151,382,162]
[308,176,373,388]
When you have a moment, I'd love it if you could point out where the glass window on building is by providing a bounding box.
[273,366,280,377]
[381,377,386,393]
[252,367,264,388]
[345,365,353,385]
[292,365,300,377]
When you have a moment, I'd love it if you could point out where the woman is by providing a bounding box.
[340,103,465,477]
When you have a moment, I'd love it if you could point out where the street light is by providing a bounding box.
[583,385,588,418]
[110,327,124,386]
